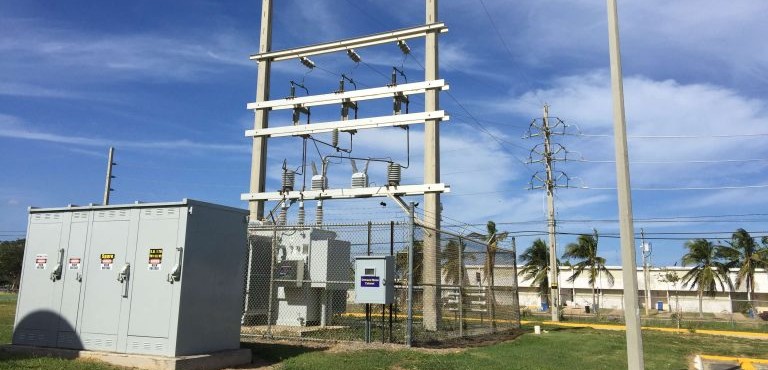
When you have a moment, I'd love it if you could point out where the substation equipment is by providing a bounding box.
[246,227,350,327]
[13,199,248,357]
[243,1,450,333]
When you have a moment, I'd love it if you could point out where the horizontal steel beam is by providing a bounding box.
[241,183,450,201]
[247,80,448,111]
[251,23,448,62]
[244,111,449,138]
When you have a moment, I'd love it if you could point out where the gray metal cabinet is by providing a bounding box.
[14,199,247,357]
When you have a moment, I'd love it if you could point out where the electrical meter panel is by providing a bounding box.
[275,259,304,287]
[354,256,394,305]
[13,199,248,357]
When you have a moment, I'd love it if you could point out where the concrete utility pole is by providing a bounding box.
[641,229,652,316]
[248,0,273,222]
[607,0,645,367]
[543,105,560,322]
[103,147,115,205]
[422,0,442,331]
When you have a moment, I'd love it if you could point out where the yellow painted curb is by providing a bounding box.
[699,354,768,370]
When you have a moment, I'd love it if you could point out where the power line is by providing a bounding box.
[572,158,768,164]
[570,132,768,139]
[578,184,768,191]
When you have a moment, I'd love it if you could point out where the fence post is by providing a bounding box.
[266,226,278,338]
[406,202,415,347]
[511,237,521,329]
[459,236,464,338]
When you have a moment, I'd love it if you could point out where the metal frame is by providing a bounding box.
[247,80,448,111]
[241,183,449,201]
[251,23,448,62]
[245,111,449,138]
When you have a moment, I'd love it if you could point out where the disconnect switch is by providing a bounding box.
[354,256,394,305]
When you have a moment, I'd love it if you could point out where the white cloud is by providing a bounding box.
[0,114,248,153]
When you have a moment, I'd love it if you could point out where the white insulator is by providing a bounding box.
[351,172,368,188]
[331,128,339,147]
[297,201,305,225]
[315,201,323,226]
[278,206,287,225]
[311,175,327,190]
[387,163,401,186]
[281,170,295,192]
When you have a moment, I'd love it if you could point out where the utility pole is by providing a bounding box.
[422,0,442,332]
[103,147,116,205]
[526,104,569,322]
[607,0,644,367]
[641,229,652,316]
[248,0,273,222]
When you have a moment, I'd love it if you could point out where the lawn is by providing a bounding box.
[2,295,767,369]
[247,327,768,369]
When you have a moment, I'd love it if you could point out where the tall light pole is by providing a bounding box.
[606,0,644,368]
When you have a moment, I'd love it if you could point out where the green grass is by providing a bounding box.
[2,296,768,369]
[0,297,120,369]
[258,327,768,370]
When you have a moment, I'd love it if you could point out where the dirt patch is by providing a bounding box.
[413,329,527,350]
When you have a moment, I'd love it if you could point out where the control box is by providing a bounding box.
[354,256,394,304]
[13,199,247,357]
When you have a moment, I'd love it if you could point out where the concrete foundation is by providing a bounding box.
[0,345,252,370]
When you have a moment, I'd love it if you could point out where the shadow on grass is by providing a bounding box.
[240,341,329,367]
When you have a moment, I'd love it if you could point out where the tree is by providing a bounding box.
[658,267,682,327]
[482,221,507,330]
[562,232,614,312]
[0,239,25,290]
[718,228,768,304]
[519,238,551,306]
[441,239,474,286]
[681,239,733,318]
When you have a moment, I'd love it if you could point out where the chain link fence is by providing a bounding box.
[240,220,521,345]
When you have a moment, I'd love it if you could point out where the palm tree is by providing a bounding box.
[519,238,551,307]
[441,239,475,285]
[482,221,507,330]
[718,229,768,305]
[681,239,733,318]
[562,232,614,312]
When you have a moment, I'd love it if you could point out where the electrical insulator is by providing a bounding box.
[281,169,295,192]
[278,201,288,225]
[351,159,370,188]
[297,201,305,225]
[346,49,362,63]
[387,163,401,186]
[311,175,327,190]
[397,40,411,55]
[316,200,324,226]
[331,129,339,147]
[299,57,315,69]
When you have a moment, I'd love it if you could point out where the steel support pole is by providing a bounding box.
[248,0,273,222]
[422,0,442,332]
[406,202,415,347]
[103,147,115,205]
[607,0,644,368]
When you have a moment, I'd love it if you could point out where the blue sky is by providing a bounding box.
[2,1,767,266]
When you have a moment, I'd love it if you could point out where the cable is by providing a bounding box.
[572,158,768,164]
[578,184,768,191]
[570,132,768,139]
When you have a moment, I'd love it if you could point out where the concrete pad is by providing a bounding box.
[0,345,252,370]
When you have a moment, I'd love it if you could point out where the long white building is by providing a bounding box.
[464,265,768,314]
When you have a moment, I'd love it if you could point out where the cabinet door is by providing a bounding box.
[13,214,64,347]
[127,212,180,339]
[57,213,90,348]
[79,218,131,351]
